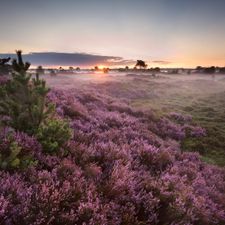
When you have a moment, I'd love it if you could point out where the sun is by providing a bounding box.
[97,65,105,70]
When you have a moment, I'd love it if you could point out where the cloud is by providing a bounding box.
[0,52,135,67]
[152,60,171,65]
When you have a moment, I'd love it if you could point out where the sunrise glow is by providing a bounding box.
[97,65,105,70]
[1,0,225,68]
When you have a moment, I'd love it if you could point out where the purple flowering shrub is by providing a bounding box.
[152,112,206,141]
[0,88,224,225]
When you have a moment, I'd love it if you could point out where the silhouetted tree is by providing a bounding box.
[0,57,10,66]
[154,67,160,73]
[196,66,203,70]
[168,69,179,74]
[36,65,45,75]
[149,67,160,76]
[218,67,225,74]
[135,60,147,69]
[204,66,215,74]
[196,66,203,73]
[103,68,109,73]
[94,66,99,71]
[0,57,11,75]
[125,66,129,70]
[76,67,80,71]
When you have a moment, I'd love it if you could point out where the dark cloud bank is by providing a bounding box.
[0,52,136,67]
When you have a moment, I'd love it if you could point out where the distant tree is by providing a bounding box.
[69,66,74,71]
[94,66,99,71]
[0,57,10,66]
[196,66,203,73]
[168,69,179,74]
[103,68,109,73]
[135,60,148,69]
[149,67,160,77]
[125,66,129,70]
[118,68,125,72]
[154,67,160,73]
[0,57,11,75]
[204,66,215,74]
[196,66,203,70]
[36,65,45,75]
[218,67,225,74]
[76,67,80,71]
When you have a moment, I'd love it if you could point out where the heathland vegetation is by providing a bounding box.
[0,52,224,224]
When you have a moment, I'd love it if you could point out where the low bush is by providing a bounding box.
[0,128,39,170]
[36,118,72,154]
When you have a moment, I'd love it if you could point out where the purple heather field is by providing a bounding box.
[0,72,225,225]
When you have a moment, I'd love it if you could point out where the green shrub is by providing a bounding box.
[36,119,72,154]
[0,130,37,170]
[0,141,34,170]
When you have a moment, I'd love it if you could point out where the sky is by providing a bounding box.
[0,0,225,68]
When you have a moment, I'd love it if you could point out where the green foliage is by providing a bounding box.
[36,119,72,154]
[0,135,36,171]
[0,50,54,135]
[0,141,21,170]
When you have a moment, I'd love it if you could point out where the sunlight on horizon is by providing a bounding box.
[1,0,225,67]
